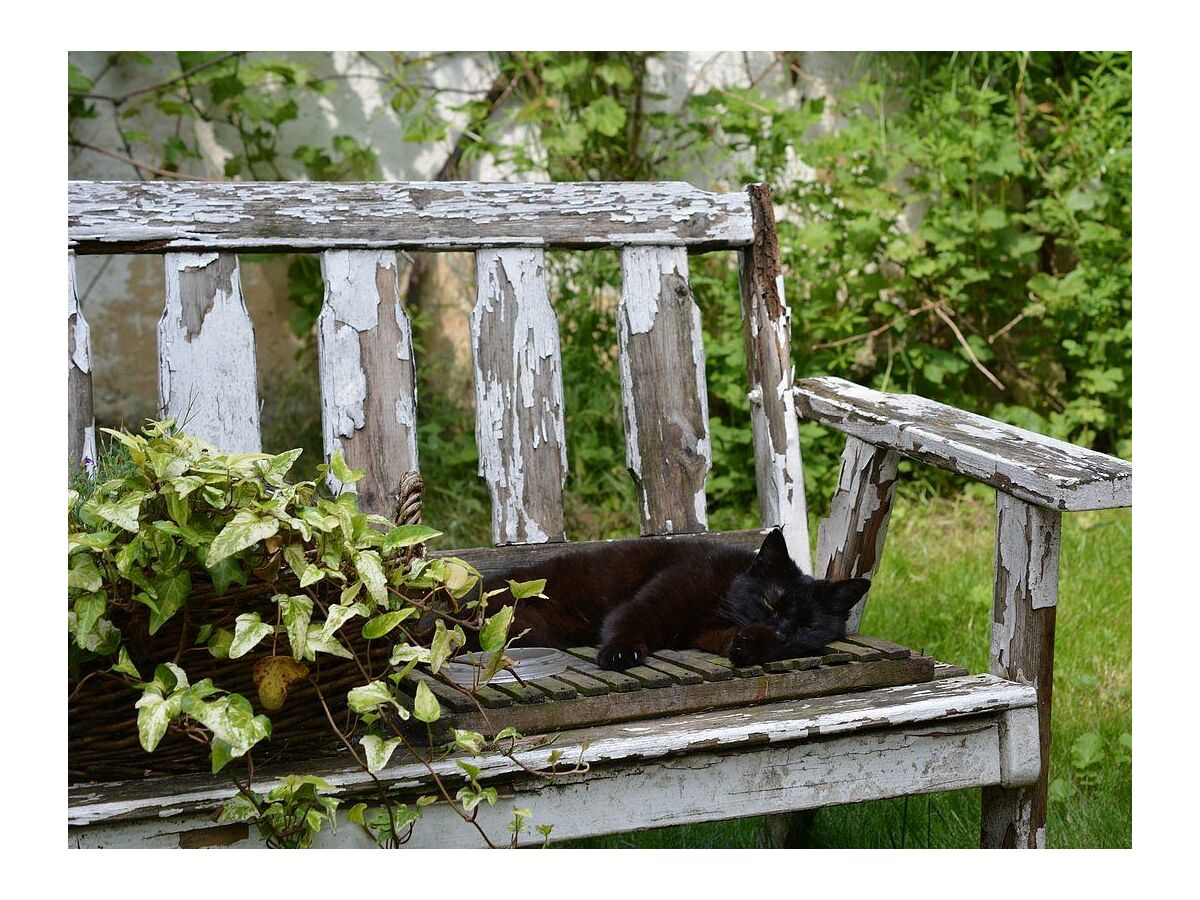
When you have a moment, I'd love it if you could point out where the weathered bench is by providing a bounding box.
[66,180,1131,848]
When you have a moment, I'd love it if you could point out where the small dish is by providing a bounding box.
[442,647,569,687]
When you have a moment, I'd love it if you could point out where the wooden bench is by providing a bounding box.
[66,180,1131,848]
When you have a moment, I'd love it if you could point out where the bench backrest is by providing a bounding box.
[67,181,812,571]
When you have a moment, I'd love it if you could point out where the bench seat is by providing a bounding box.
[69,674,1037,848]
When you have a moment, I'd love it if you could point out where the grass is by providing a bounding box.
[566,487,1133,848]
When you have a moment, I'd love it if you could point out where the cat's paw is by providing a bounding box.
[727,625,778,667]
[597,641,647,671]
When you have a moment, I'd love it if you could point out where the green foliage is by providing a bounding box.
[68,421,560,848]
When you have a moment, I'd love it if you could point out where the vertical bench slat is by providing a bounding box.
[67,251,96,475]
[158,253,261,453]
[472,248,567,545]
[617,246,711,535]
[318,250,419,516]
[738,184,811,572]
[816,437,900,632]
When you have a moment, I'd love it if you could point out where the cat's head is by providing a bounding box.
[723,528,871,653]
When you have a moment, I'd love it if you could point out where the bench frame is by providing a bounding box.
[67,180,1131,849]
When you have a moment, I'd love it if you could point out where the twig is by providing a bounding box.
[811,299,941,351]
[988,300,1044,344]
[68,139,219,181]
[933,304,1006,391]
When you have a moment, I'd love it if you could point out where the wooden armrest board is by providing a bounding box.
[794,376,1131,511]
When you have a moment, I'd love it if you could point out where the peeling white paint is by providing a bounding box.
[472,248,566,545]
[794,376,1132,512]
[317,250,418,507]
[617,246,711,534]
[158,253,261,453]
[69,181,756,252]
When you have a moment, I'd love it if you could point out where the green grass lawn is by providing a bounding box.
[566,489,1133,848]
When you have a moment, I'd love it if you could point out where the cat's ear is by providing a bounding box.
[751,527,794,574]
[818,578,871,616]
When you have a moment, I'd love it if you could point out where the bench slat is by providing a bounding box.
[472,248,567,545]
[618,246,711,535]
[318,250,419,516]
[68,181,755,253]
[67,251,96,475]
[158,253,261,452]
[738,185,811,571]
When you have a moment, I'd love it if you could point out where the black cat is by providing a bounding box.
[478,528,870,671]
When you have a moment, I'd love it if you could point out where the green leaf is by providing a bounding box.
[506,579,547,601]
[382,524,443,553]
[112,647,141,680]
[304,626,353,660]
[429,619,466,673]
[581,96,626,137]
[148,570,191,635]
[346,802,368,826]
[354,550,388,607]
[275,594,313,659]
[218,792,262,824]
[479,606,515,652]
[68,554,103,592]
[207,628,235,659]
[207,512,280,566]
[95,492,148,532]
[228,612,273,659]
[360,734,404,773]
[347,680,407,718]
[299,563,325,587]
[362,607,416,640]
[412,680,440,723]
[452,729,484,754]
[330,449,366,486]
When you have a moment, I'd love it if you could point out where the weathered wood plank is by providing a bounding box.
[565,646,673,688]
[158,252,261,452]
[71,717,1015,848]
[794,376,1132,511]
[69,181,755,253]
[826,640,883,662]
[816,436,900,632]
[617,246,711,535]
[67,251,96,475]
[551,669,611,697]
[981,492,1061,849]
[849,635,912,660]
[317,250,419,516]
[68,674,1038,830]
[636,657,704,685]
[739,185,811,571]
[431,528,768,581]
[651,649,734,681]
[472,248,568,545]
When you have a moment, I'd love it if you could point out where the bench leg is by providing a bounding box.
[980,493,1061,848]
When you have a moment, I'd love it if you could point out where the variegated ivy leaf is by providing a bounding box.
[329,448,366,486]
[273,593,313,660]
[315,602,369,642]
[412,680,440,723]
[94,491,149,533]
[112,646,141,680]
[362,607,417,640]
[207,511,280,567]
[299,563,325,588]
[303,626,353,661]
[429,619,466,673]
[180,692,272,768]
[354,550,388,607]
[479,606,514,653]
[347,681,408,718]
[360,734,404,773]
[228,612,274,659]
[135,687,181,752]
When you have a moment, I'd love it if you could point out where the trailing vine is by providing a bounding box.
[68,420,561,848]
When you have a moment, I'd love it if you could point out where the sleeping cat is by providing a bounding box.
[475,528,870,671]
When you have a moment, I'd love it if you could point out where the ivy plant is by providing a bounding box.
[69,420,554,848]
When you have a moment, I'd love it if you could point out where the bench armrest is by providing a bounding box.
[793,376,1131,512]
